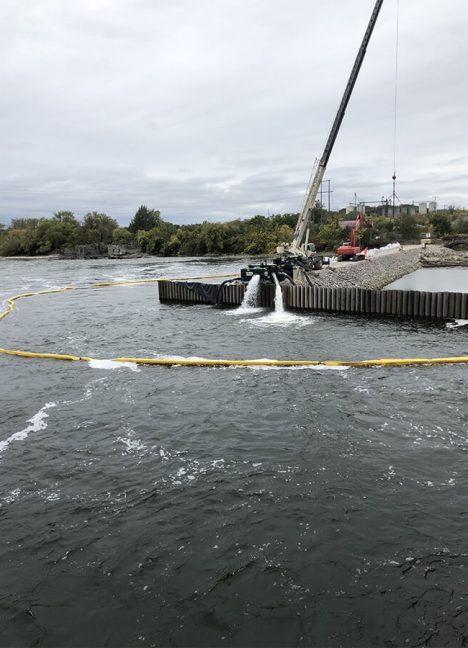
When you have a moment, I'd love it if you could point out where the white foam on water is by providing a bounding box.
[244,311,314,328]
[88,359,140,372]
[36,488,61,502]
[226,305,264,316]
[117,436,147,454]
[0,402,56,455]
[446,319,468,329]
[442,477,456,487]
[2,488,21,504]
[62,377,109,406]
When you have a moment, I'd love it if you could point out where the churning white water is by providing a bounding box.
[245,275,313,328]
[237,274,261,312]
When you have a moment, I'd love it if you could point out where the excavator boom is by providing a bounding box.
[337,212,373,260]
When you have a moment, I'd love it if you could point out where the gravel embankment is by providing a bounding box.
[302,245,468,289]
[420,246,468,267]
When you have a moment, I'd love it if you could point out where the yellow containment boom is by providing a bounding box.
[0,279,467,369]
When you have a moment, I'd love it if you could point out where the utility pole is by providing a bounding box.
[320,179,333,213]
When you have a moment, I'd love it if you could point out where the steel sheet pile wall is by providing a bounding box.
[158,281,213,304]
[285,286,468,319]
[158,281,468,320]
[260,284,275,307]
[220,283,244,305]
[158,281,275,307]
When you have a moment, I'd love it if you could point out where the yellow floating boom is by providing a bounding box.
[0,278,467,369]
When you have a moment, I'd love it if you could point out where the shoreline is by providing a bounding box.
[2,247,468,291]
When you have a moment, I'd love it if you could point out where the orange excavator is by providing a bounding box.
[337,212,372,261]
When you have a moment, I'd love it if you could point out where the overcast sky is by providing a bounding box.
[1,0,468,226]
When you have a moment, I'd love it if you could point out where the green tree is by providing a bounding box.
[163,232,183,256]
[275,224,293,245]
[112,228,132,245]
[128,206,161,233]
[310,200,326,225]
[11,218,39,230]
[0,228,37,255]
[271,213,299,229]
[0,234,24,256]
[53,211,77,225]
[243,231,273,255]
[82,212,118,245]
[135,230,151,252]
[198,222,227,254]
[429,213,452,238]
[453,217,468,235]
[317,218,343,250]
[394,214,418,241]
[371,216,395,244]
[35,218,79,253]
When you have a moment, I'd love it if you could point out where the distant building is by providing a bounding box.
[108,244,127,258]
[62,244,100,259]
[400,204,418,216]
[345,199,436,218]
[419,201,437,214]
[107,244,142,259]
[346,203,366,215]
[381,203,418,217]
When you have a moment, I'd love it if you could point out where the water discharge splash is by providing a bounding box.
[273,274,284,315]
[229,274,262,316]
[239,274,261,310]
[244,275,312,328]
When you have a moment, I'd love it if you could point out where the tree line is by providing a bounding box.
[1,204,467,257]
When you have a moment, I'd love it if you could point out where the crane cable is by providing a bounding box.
[391,0,400,213]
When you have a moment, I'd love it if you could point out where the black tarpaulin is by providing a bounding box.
[176,281,220,304]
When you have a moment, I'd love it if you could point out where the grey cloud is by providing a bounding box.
[1,0,468,225]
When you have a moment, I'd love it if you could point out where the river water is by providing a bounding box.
[386,267,468,292]
[1,257,468,647]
